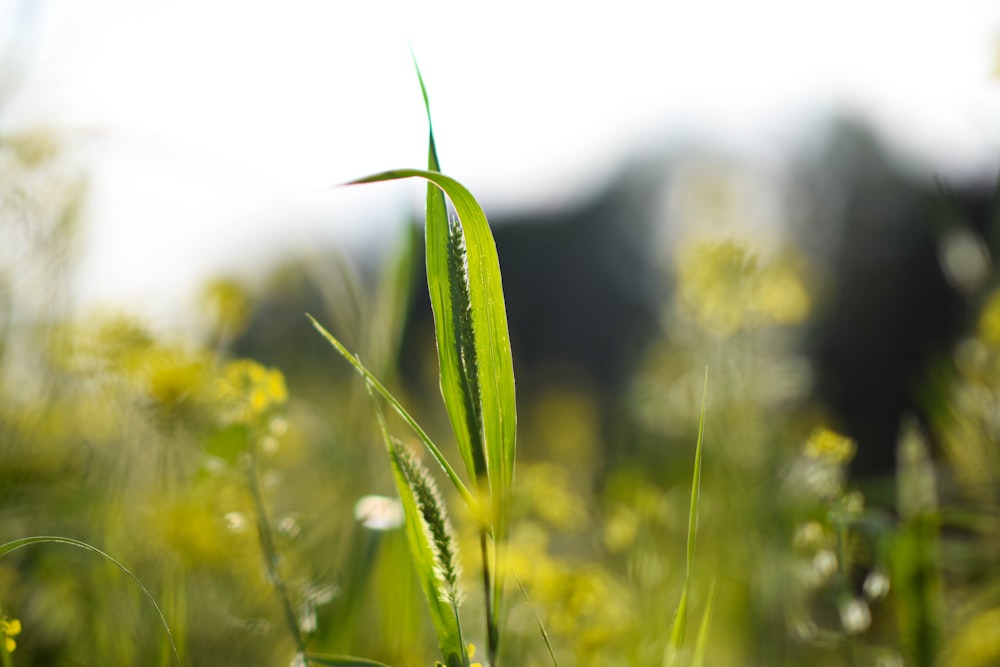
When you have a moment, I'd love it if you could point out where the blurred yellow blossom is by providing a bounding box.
[758,261,811,326]
[941,607,1000,666]
[804,427,856,464]
[515,463,588,531]
[676,241,811,335]
[977,288,1000,346]
[2,617,20,653]
[216,360,288,426]
[602,505,640,553]
[142,347,211,417]
[677,241,759,336]
[467,642,483,667]
[201,278,251,339]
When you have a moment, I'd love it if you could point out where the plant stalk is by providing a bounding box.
[247,442,307,657]
[480,530,498,666]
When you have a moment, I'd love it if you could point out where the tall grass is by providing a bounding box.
[310,69,515,666]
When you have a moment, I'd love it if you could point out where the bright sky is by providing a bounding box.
[3,0,1000,323]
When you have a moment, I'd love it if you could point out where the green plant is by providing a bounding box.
[310,68,516,667]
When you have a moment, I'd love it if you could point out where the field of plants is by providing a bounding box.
[2,74,1000,667]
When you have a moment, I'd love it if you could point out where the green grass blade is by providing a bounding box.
[514,573,559,667]
[307,655,394,666]
[346,170,517,648]
[664,367,709,666]
[663,586,689,667]
[0,536,181,667]
[686,368,709,579]
[691,578,717,667]
[308,313,476,513]
[412,64,489,493]
[411,52,442,173]
[369,222,419,380]
[346,169,516,526]
[410,75,512,665]
[894,420,943,667]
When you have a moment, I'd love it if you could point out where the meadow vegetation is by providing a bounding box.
[1,85,1000,667]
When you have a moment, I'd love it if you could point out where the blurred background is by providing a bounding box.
[3,1,1000,665]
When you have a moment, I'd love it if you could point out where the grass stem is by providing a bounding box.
[480,530,498,666]
[247,441,307,657]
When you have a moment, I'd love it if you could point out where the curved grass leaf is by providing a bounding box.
[691,578,717,667]
[514,573,559,667]
[308,313,476,513]
[664,367,709,667]
[413,58,488,493]
[0,536,181,667]
[307,654,394,666]
[411,71,511,663]
[346,170,516,534]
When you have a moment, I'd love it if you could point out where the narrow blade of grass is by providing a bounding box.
[663,586,689,667]
[664,367,709,667]
[686,367,709,580]
[0,536,181,667]
[410,71,510,665]
[691,578,717,667]
[308,313,476,513]
[307,655,394,666]
[514,573,559,667]
[369,221,420,380]
[894,420,943,667]
[413,62,491,497]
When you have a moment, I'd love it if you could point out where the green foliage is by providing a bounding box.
[308,67,518,666]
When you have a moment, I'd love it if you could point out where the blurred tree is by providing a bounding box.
[791,119,997,479]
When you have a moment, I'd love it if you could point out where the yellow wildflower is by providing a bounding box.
[978,288,1000,346]
[804,427,856,464]
[2,617,21,653]
[467,642,484,667]
[216,360,288,425]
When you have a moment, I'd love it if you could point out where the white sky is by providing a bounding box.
[3,0,1000,324]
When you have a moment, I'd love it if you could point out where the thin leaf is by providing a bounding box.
[411,74,509,664]
[413,63,489,494]
[691,578,717,667]
[514,573,559,667]
[369,221,420,380]
[307,654,394,667]
[664,367,709,666]
[308,313,476,513]
[0,536,181,667]
[411,51,442,173]
[686,367,709,580]
[663,586,689,667]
